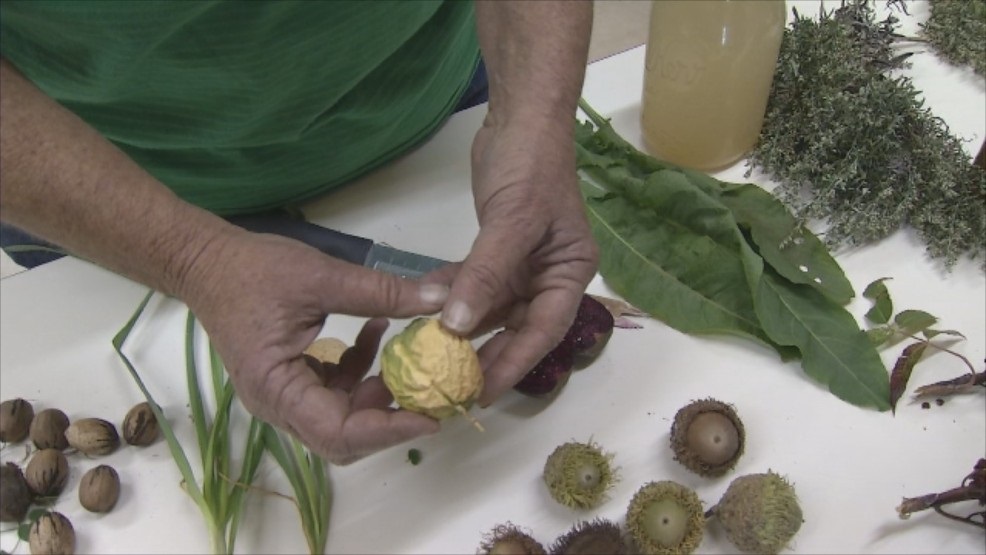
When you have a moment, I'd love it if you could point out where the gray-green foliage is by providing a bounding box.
[749,1,986,270]
[576,100,891,411]
[922,0,986,76]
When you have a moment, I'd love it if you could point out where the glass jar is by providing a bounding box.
[641,0,786,171]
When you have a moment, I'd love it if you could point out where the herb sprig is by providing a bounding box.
[748,1,986,270]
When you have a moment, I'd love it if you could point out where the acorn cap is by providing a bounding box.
[670,398,745,478]
[479,522,547,555]
[543,441,617,510]
[625,481,704,555]
[550,518,628,555]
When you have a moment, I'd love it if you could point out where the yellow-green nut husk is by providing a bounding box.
[380,318,483,420]
[543,441,617,510]
[626,481,704,555]
[713,471,803,555]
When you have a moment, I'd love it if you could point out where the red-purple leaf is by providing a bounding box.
[890,342,929,414]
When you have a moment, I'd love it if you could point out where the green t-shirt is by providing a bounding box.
[0,1,480,215]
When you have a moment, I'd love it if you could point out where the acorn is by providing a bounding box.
[709,471,803,554]
[0,462,33,523]
[28,511,75,555]
[78,464,120,513]
[670,398,745,478]
[65,418,119,456]
[625,481,704,555]
[0,398,35,443]
[478,522,547,555]
[122,402,159,446]
[550,518,628,555]
[543,441,617,510]
[30,408,70,451]
[25,449,70,498]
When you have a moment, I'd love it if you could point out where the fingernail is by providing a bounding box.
[419,283,449,305]
[442,300,473,333]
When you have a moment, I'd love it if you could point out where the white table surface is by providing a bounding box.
[2,2,984,554]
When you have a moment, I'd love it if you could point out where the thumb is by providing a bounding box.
[441,224,529,335]
[321,260,450,318]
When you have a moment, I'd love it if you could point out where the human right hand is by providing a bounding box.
[178,227,450,465]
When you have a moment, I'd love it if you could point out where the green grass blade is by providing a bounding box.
[184,312,210,461]
[112,291,206,507]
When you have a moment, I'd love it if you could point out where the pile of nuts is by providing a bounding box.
[0,398,160,554]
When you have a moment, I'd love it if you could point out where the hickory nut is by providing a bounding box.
[122,402,159,446]
[30,408,70,451]
[25,449,69,498]
[0,398,35,443]
[29,511,75,555]
[66,418,119,456]
[78,464,120,513]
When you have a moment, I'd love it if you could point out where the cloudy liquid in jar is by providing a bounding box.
[641,0,786,171]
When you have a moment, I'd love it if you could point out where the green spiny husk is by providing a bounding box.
[712,471,803,554]
[625,481,704,555]
[543,441,617,510]
[479,522,547,555]
[550,518,628,555]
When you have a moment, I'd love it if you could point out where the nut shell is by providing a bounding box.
[66,418,119,456]
[25,449,69,498]
[30,409,70,451]
[0,398,35,443]
[78,464,120,513]
[380,318,483,420]
[28,511,75,555]
[123,402,160,446]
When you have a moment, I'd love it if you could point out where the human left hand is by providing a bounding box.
[435,116,598,406]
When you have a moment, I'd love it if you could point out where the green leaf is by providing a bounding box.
[753,268,891,410]
[17,523,30,542]
[862,278,894,324]
[866,326,895,346]
[582,179,776,349]
[717,182,855,305]
[923,328,966,340]
[894,310,938,336]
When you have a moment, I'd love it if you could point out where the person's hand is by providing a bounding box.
[437,117,599,405]
[178,228,450,465]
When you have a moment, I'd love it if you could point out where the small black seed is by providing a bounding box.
[921,402,931,409]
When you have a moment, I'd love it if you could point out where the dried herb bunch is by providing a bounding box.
[921,0,986,76]
[749,1,986,270]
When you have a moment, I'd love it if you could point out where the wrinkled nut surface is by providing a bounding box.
[123,402,159,446]
[0,398,35,443]
[29,511,75,555]
[30,408,70,451]
[304,337,348,365]
[25,449,69,498]
[380,318,483,420]
[66,418,119,456]
[78,464,120,513]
